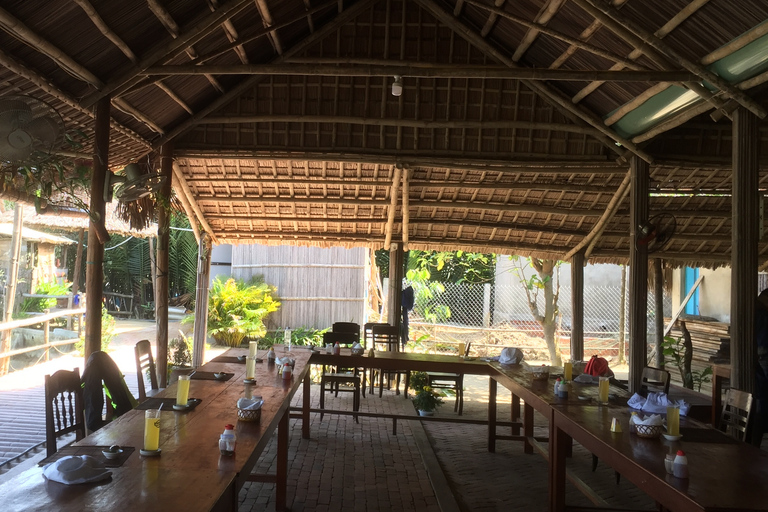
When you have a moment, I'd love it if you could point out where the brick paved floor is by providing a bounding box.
[240,375,658,512]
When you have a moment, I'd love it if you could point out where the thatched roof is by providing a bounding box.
[0,223,74,244]
[0,203,156,238]
[1,0,767,266]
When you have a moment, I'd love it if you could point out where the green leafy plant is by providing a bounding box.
[407,268,451,324]
[412,386,443,412]
[75,305,115,354]
[207,276,281,347]
[662,335,712,391]
[409,371,429,393]
[18,280,72,314]
[262,326,329,348]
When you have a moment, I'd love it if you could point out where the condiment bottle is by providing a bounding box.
[554,377,562,395]
[333,342,341,356]
[558,380,569,398]
[219,424,236,456]
[267,347,276,363]
[282,363,293,380]
[672,450,689,478]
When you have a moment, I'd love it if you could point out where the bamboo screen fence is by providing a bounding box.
[231,244,367,330]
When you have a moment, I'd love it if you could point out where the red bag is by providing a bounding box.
[584,355,612,377]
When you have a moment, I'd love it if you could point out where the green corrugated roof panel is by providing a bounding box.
[609,22,768,139]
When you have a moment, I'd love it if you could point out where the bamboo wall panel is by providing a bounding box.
[231,244,366,330]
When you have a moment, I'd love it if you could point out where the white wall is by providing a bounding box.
[209,244,232,284]
[672,267,731,322]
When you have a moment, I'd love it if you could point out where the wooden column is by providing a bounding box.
[653,258,665,368]
[191,233,212,368]
[387,242,404,331]
[731,107,760,393]
[84,97,110,361]
[0,205,24,375]
[628,156,649,393]
[570,250,585,361]
[67,228,85,330]
[156,142,173,387]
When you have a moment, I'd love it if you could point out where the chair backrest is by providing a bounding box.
[371,324,399,352]
[45,368,85,457]
[719,388,753,441]
[364,322,390,347]
[135,339,159,402]
[82,351,137,432]
[323,331,358,347]
[640,367,670,396]
[333,322,361,340]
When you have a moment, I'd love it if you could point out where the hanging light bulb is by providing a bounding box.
[391,75,403,97]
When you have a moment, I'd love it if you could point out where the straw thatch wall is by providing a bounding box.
[231,244,366,330]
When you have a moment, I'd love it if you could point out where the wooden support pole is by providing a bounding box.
[0,205,24,375]
[192,234,212,368]
[628,155,649,393]
[84,97,110,362]
[570,250,585,361]
[384,166,402,250]
[72,228,84,295]
[402,168,411,250]
[731,107,760,393]
[387,242,404,332]
[653,258,665,369]
[156,143,173,387]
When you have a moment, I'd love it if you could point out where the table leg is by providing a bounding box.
[302,374,311,439]
[511,393,521,436]
[712,369,725,427]
[276,409,289,511]
[488,377,497,453]
[549,412,569,512]
[523,402,533,454]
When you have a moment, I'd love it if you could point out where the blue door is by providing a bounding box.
[684,267,700,315]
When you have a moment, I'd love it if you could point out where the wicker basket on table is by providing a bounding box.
[237,407,262,422]
[634,424,662,439]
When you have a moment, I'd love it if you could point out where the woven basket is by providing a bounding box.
[531,369,550,382]
[237,407,262,422]
[634,424,662,439]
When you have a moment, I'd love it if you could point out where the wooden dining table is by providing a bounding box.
[0,345,310,512]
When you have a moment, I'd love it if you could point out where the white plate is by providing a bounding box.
[662,433,683,441]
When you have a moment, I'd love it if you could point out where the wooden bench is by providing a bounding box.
[103,292,134,318]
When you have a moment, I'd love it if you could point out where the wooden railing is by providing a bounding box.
[0,307,86,362]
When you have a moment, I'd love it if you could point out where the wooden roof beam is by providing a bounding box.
[207,0,250,64]
[480,0,506,38]
[72,0,137,63]
[0,5,162,133]
[81,0,253,107]
[302,0,316,33]
[172,163,219,244]
[145,0,224,94]
[0,47,148,148]
[511,0,566,62]
[578,0,765,118]
[146,63,692,81]
[463,0,645,70]
[253,0,283,55]
[149,0,379,152]
[413,0,650,163]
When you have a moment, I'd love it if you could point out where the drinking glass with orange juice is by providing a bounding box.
[144,410,161,452]
[666,405,680,436]
[563,360,573,381]
[176,374,191,406]
[598,376,610,405]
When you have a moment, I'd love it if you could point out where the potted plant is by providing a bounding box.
[207,276,281,347]
[412,386,443,416]
[409,371,429,393]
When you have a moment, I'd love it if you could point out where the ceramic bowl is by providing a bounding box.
[214,372,227,380]
[102,448,123,460]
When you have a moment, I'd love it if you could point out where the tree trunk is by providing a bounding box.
[680,321,694,389]
[618,264,627,364]
[538,260,562,366]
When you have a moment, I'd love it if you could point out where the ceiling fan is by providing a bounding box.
[0,95,63,163]
[104,163,166,203]
[638,213,677,252]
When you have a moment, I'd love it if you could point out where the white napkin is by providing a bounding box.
[43,455,112,485]
[274,356,295,366]
[627,392,690,416]
[237,397,264,410]
[630,413,664,426]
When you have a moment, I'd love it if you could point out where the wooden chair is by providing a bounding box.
[364,322,390,348]
[719,388,753,441]
[640,366,671,396]
[135,339,159,402]
[319,331,363,417]
[333,322,361,342]
[45,368,85,457]
[427,373,464,414]
[370,324,408,397]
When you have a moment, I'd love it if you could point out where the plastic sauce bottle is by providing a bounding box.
[219,424,236,456]
[673,450,689,478]
[282,363,293,380]
[333,342,341,356]
[267,347,276,363]
[554,377,562,395]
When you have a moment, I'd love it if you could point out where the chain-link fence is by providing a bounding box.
[406,281,671,360]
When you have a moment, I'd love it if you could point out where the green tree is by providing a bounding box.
[510,257,562,366]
